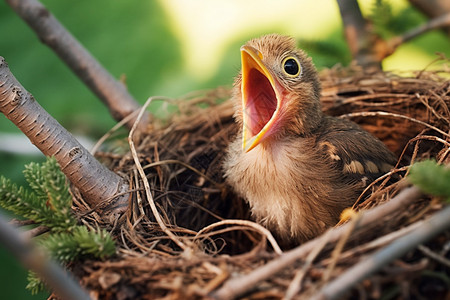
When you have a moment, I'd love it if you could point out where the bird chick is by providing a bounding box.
[224,34,397,243]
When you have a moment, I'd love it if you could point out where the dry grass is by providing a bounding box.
[72,64,450,300]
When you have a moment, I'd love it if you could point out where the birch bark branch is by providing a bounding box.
[0,57,129,218]
[0,211,91,300]
[5,0,149,131]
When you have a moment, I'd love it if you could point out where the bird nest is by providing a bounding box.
[72,64,450,300]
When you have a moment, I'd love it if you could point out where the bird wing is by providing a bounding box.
[316,116,398,186]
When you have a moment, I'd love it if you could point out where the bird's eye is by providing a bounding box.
[282,57,301,77]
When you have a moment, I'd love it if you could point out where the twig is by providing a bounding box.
[91,109,140,154]
[312,205,450,300]
[0,56,129,217]
[321,219,423,265]
[285,230,332,300]
[341,111,450,139]
[418,244,450,268]
[143,159,222,187]
[323,213,361,282]
[23,225,50,239]
[5,0,147,130]
[409,0,450,35]
[0,212,90,300]
[128,97,188,252]
[352,166,409,207]
[194,219,282,255]
[387,13,450,53]
[336,0,382,69]
[9,218,36,227]
[211,186,422,300]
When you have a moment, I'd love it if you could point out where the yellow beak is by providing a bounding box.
[240,45,282,152]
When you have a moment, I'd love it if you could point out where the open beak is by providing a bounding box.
[240,45,283,152]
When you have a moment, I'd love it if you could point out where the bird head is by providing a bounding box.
[233,34,322,152]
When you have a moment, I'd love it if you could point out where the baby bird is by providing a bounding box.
[224,34,397,243]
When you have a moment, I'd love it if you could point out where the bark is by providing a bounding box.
[313,205,450,300]
[409,0,450,36]
[386,13,450,55]
[0,211,90,300]
[337,0,450,68]
[336,0,383,70]
[5,0,149,131]
[0,57,129,218]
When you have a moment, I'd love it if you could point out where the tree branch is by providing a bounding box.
[312,205,450,300]
[9,218,36,227]
[0,211,91,300]
[23,226,50,239]
[387,13,450,54]
[211,186,422,300]
[409,0,450,36]
[0,57,129,218]
[336,0,383,69]
[5,0,149,131]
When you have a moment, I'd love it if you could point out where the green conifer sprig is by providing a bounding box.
[0,158,76,230]
[42,226,115,262]
[24,158,73,215]
[0,157,116,294]
[26,271,46,295]
[0,177,75,231]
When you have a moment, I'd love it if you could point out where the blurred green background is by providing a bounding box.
[0,0,448,298]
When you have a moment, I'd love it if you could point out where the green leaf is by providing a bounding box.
[408,160,450,199]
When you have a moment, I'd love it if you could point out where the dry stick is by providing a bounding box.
[387,13,450,56]
[336,0,381,69]
[0,212,90,300]
[0,57,129,215]
[5,0,147,130]
[409,0,450,35]
[341,111,450,139]
[312,204,450,300]
[128,97,188,252]
[439,147,450,163]
[9,219,36,227]
[284,230,333,300]
[418,244,450,268]
[211,186,422,300]
[352,166,409,209]
[194,219,283,255]
[22,225,49,239]
[323,213,361,282]
[92,97,176,154]
[91,109,140,154]
[143,160,221,187]
[320,220,424,265]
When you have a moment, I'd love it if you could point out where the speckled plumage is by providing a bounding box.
[224,34,397,243]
